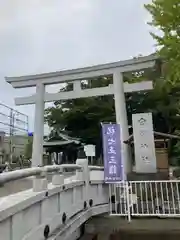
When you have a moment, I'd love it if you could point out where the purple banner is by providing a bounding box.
[102,123,124,183]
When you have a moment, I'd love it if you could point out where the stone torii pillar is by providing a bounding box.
[113,71,130,174]
[32,82,45,167]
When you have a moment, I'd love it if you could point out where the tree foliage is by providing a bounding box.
[144,0,180,163]
[45,69,176,158]
[45,77,115,156]
[145,0,180,84]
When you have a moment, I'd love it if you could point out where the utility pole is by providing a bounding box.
[9,109,15,163]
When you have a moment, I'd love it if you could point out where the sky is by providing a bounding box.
[0,0,156,134]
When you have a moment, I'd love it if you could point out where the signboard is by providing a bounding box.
[102,123,124,183]
[132,113,156,173]
[84,145,95,157]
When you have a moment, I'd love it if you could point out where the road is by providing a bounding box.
[0,172,75,198]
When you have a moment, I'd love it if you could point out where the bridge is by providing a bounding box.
[2,55,180,239]
[0,160,108,240]
[1,161,180,240]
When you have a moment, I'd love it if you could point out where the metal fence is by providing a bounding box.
[109,180,180,221]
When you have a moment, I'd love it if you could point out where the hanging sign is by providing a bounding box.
[102,123,124,183]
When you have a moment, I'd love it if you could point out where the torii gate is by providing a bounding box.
[5,55,158,174]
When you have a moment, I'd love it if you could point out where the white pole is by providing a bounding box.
[113,71,131,174]
[32,82,45,167]
[126,181,131,222]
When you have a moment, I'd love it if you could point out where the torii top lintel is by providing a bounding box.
[5,54,158,89]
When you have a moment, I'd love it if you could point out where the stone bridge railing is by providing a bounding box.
[0,159,109,240]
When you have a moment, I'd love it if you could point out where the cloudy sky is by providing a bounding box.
[0,0,156,133]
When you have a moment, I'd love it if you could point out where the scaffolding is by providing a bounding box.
[0,102,29,164]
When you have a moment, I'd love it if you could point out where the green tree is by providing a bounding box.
[145,0,180,163]
[44,68,163,157]
[45,76,115,157]
[145,0,180,84]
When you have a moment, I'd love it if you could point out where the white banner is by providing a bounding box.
[132,113,156,173]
